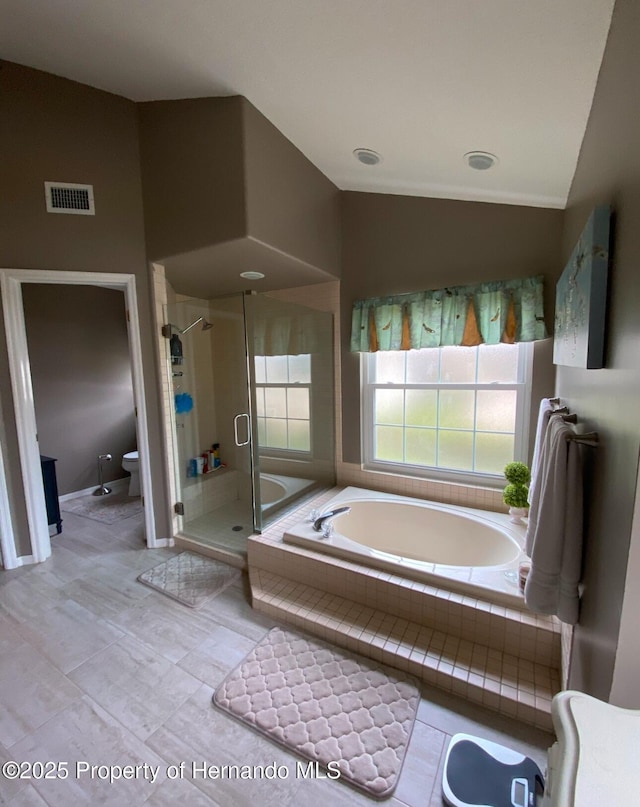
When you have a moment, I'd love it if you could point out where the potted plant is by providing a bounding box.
[503,461,531,524]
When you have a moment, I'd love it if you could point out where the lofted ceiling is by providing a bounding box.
[0,0,615,209]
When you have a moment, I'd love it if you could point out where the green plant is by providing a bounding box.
[503,461,530,509]
[503,483,529,508]
[503,461,531,486]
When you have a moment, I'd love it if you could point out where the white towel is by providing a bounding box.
[526,397,555,556]
[524,415,583,624]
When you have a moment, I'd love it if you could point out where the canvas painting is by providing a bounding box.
[553,205,610,368]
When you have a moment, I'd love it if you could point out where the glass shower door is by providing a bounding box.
[164,293,259,554]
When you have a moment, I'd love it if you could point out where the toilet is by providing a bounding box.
[121,451,141,497]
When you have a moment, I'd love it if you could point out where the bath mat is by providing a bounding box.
[213,627,420,799]
[60,490,142,525]
[137,552,241,608]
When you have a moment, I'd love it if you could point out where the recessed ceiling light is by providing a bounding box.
[240,271,265,280]
[465,151,499,170]
[353,148,382,166]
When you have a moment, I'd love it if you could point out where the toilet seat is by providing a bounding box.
[123,451,139,461]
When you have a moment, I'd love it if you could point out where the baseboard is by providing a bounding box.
[14,554,37,567]
[59,477,128,502]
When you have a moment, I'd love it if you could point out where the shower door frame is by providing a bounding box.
[164,290,262,549]
[0,268,158,568]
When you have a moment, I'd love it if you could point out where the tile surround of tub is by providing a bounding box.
[337,462,506,513]
[248,487,561,731]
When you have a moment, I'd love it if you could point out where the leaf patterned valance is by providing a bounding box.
[350,275,547,352]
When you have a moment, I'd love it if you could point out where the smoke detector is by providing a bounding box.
[353,148,382,166]
[240,271,265,280]
[464,151,499,171]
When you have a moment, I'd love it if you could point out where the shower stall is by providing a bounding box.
[163,291,335,557]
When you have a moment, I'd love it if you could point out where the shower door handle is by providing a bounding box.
[233,413,251,447]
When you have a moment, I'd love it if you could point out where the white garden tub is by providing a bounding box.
[283,487,527,603]
[260,473,316,515]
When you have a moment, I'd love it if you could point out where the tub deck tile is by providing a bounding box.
[250,566,558,732]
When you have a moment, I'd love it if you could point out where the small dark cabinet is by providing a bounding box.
[40,455,62,535]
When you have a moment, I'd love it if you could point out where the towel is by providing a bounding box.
[524,414,583,624]
[526,398,555,549]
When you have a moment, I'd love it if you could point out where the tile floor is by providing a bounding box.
[0,508,552,806]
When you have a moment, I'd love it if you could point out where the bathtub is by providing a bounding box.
[260,473,316,516]
[283,486,528,605]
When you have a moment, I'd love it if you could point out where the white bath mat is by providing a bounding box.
[60,490,142,525]
[137,552,241,609]
[213,627,420,799]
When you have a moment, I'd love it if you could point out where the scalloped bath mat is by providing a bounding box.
[213,627,420,799]
[137,552,241,609]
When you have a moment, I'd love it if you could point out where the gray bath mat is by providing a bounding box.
[60,490,142,524]
[213,627,420,799]
[137,552,241,608]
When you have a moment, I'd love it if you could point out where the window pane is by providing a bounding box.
[265,387,286,418]
[265,355,288,383]
[406,349,439,382]
[265,418,287,448]
[406,389,437,427]
[405,428,437,466]
[475,433,515,474]
[375,425,404,462]
[374,352,405,383]
[375,389,404,425]
[257,417,266,444]
[255,387,265,417]
[440,346,477,382]
[288,354,311,383]
[254,356,266,384]
[289,420,310,451]
[477,344,518,383]
[438,430,474,470]
[476,390,517,431]
[438,390,475,429]
[287,387,309,419]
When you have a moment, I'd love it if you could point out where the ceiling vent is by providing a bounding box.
[44,182,95,215]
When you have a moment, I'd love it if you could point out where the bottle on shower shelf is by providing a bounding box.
[212,443,221,468]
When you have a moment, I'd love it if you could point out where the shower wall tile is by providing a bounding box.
[152,264,180,537]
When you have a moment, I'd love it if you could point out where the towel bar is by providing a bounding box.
[568,432,599,446]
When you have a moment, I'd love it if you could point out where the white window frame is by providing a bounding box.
[361,342,533,487]
[255,355,312,458]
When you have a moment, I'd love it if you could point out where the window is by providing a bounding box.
[255,354,311,453]
[362,343,532,483]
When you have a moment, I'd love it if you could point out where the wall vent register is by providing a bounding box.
[44,181,95,215]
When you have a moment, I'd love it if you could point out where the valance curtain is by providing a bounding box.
[350,275,547,352]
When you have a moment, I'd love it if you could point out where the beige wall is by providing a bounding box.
[22,284,137,495]
[0,61,172,554]
[242,99,342,277]
[340,191,564,464]
[138,97,247,263]
[556,0,640,702]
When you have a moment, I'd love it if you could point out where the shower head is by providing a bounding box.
[162,317,213,337]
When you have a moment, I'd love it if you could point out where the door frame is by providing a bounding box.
[0,268,157,568]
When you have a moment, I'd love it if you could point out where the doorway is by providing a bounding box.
[0,268,158,569]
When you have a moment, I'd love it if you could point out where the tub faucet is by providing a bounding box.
[312,506,351,533]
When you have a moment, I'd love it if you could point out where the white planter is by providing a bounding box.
[508,506,529,525]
